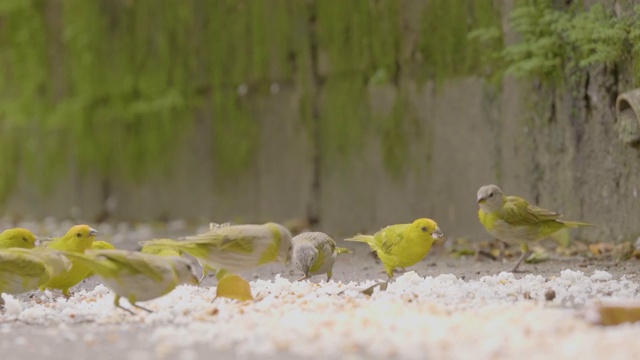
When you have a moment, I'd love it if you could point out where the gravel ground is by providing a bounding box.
[1,220,640,359]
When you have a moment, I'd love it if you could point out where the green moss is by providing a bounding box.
[420,0,503,85]
[3,0,637,204]
[313,0,402,165]
[377,87,421,178]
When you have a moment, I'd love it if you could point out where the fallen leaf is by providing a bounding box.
[612,242,635,261]
[215,274,253,302]
[588,300,640,326]
[360,281,388,296]
[588,242,614,256]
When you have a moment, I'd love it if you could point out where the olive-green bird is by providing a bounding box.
[345,218,444,279]
[140,241,215,281]
[139,222,293,279]
[292,231,352,281]
[476,184,594,272]
[0,228,37,249]
[0,247,71,302]
[59,249,198,314]
[40,224,99,297]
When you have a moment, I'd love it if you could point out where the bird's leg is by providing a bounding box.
[197,273,207,286]
[132,303,153,313]
[114,295,135,315]
[198,267,215,286]
[296,274,310,281]
[385,267,395,279]
[509,243,532,273]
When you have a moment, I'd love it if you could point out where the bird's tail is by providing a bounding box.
[561,220,595,228]
[335,247,353,255]
[344,235,378,251]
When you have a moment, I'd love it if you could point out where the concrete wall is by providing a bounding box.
[3,1,640,243]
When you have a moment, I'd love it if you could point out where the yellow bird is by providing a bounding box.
[345,218,443,279]
[476,184,594,272]
[0,228,37,249]
[40,225,99,297]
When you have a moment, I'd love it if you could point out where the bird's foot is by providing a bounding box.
[508,267,531,274]
[360,280,389,296]
[117,304,136,315]
[133,304,153,313]
[296,275,310,282]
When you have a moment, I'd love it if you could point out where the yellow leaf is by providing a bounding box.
[588,242,613,256]
[595,302,640,326]
[216,274,253,302]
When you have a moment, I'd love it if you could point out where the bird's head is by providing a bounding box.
[64,225,99,249]
[1,228,37,249]
[476,184,505,212]
[66,225,99,239]
[412,218,444,240]
[293,243,318,276]
[173,257,200,285]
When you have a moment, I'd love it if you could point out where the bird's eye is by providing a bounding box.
[76,233,82,238]
[489,192,494,198]
[420,226,428,232]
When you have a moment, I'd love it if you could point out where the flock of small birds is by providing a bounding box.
[0,184,596,315]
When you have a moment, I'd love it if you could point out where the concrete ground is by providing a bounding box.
[2,242,639,360]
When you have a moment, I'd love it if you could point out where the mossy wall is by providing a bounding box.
[1,0,639,242]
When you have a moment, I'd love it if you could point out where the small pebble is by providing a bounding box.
[545,289,556,301]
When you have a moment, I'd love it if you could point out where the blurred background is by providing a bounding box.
[0,0,639,242]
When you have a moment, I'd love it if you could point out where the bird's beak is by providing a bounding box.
[189,274,199,285]
[431,227,444,239]
[89,228,99,237]
[476,196,485,204]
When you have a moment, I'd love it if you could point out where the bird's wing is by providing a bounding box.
[501,196,561,225]
[309,247,327,273]
[184,231,255,254]
[0,251,46,277]
[314,237,333,252]
[379,225,406,254]
[91,250,164,282]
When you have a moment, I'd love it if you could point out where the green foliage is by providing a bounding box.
[500,0,569,82]
[564,4,628,68]
[474,1,640,84]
